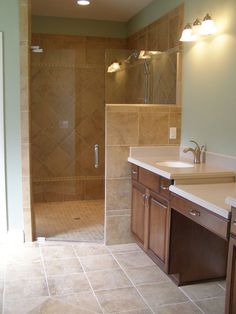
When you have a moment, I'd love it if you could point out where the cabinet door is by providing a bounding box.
[226,235,236,314]
[131,184,146,245]
[148,196,168,263]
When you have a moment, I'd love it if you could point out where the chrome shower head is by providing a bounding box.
[125,50,140,63]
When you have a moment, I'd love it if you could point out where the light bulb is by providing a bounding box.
[200,14,217,36]
[180,23,196,42]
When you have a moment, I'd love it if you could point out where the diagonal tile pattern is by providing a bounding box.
[31,49,106,202]
[0,241,225,314]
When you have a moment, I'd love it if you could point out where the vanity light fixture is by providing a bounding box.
[107,62,121,73]
[77,0,90,6]
[200,14,217,36]
[180,23,196,42]
[180,13,217,42]
[192,18,202,35]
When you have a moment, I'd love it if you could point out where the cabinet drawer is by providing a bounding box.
[139,167,160,192]
[231,207,236,236]
[171,193,230,240]
[131,164,138,181]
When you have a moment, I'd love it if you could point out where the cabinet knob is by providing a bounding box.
[160,185,169,191]
[132,170,138,175]
[189,209,200,217]
[233,220,236,226]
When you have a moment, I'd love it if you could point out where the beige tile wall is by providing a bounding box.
[127,4,184,51]
[105,104,182,245]
[31,34,127,203]
[20,0,34,241]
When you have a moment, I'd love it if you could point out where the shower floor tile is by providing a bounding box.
[34,200,104,242]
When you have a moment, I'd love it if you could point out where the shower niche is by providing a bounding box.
[105,48,181,105]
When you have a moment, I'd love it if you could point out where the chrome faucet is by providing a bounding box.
[183,140,205,164]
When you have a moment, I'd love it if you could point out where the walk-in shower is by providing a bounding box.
[31,39,105,242]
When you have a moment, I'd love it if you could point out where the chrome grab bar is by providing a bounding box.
[94,144,99,168]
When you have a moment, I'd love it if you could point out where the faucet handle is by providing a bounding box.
[200,145,206,152]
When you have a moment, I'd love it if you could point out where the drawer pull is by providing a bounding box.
[233,220,236,226]
[132,170,138,175]
[142,194,146,206]
[142,194,149,207]
[160,185,169,191]
[189,209,200,217]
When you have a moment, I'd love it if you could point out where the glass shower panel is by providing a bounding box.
[31,46,105,241]
[105,48,179,104]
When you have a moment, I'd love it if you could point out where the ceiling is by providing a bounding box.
[31,0,155,22]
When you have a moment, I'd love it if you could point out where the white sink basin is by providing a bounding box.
[155,161,194,168]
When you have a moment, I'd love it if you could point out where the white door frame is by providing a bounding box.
[0,32,8,239]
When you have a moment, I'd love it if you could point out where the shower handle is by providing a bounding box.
[94,144,99,168]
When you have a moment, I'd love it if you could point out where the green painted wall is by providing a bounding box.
[127,0,182,36]
[32,15,127,38]
[129,0,236,157]
[181,0,236,156]
[0,1,23,230]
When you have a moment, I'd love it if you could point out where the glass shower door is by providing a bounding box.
[31,44,105,242]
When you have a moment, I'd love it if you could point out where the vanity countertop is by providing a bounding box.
[170,183,236,219]
[128,146,236,218]
[128,155,235,183]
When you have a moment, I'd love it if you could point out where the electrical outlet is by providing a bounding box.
[169,127,177,139]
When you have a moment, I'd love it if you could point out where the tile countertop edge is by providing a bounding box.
[225,196,236,209]
[169,185,230,219]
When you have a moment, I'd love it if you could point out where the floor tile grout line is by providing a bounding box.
[39,246,51,297]
[153,300,198,309]
[216,282,226,291]
[178,287,205,314]
[84,267,131,275]
[107,247,155,314]
[116,307,152,313]
[90,284,133,294]
[72,245,105,314]
[49,292,102,314]
[191,295,226,302]
[76,253,112,259]
[111,251,143,256]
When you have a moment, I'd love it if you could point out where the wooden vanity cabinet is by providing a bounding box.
[131,165,172,271]
[169,192,229,286]
[225,207,236,314]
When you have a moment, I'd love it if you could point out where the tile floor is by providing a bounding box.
[0,241,226,314]
[34,200,104,242]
